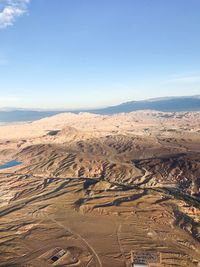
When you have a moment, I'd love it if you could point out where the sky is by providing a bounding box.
[0,0,200,109]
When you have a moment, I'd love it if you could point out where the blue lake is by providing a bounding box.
[0,160,22,170]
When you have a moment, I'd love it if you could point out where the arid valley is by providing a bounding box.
[0,111,200,267]
[1,0,200,265]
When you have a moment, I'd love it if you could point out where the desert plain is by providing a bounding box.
[0,111,200,267]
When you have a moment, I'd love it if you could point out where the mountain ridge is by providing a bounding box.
[0,95,200,122]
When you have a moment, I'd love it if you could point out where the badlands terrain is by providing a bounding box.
[0,111,200,267]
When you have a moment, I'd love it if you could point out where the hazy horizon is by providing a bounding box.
[0,94,199,110]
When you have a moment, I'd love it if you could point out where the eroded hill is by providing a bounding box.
[0,111,200,266]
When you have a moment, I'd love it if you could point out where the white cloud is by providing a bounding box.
[0,0,30,29]
[168,73,200,84]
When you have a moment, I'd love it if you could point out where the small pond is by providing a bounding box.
[0,160,22,170]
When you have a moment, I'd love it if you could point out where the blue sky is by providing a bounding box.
[0,0,200,109]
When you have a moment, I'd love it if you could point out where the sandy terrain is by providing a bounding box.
[0,111,200,266]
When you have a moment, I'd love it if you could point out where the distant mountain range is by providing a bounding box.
[0,95,200,122]
[92,95,200,114]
